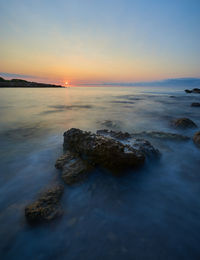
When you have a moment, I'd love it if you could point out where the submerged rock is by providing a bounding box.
[193,132,200,148]
[25,185,64,223]
[191,103,200,107]
[55,151,92,184]
[97,129,189,142]
[171,118,197,129]
[63,128,146,173]
[185,88,200,94]
[131,131,190,141]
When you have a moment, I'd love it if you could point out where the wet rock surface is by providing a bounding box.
[55,151,92,184]
[171,118,197,129]
[97,129,189,142]
[61,128,162,175]
[25,185,64,223]
[185,88,200,94]
[63,128,147,173]
[191,103,200,107]
[97,129,161,158]
[96,129,131,140]
[193,132,200,148]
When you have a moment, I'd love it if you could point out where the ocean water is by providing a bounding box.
[0,86,200,260]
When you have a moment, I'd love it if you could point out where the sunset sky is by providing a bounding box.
[0,0,199,85]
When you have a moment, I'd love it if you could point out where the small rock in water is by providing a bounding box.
[25,184,64,223]
[193,131,200,148]
[191,103,200,107]
[55,151,92,185]
[171,118,197,129]
[185,88,200,94]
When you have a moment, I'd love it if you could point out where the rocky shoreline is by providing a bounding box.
[25,121,200,223]
[0,77,64,88]
[24,87,200,224]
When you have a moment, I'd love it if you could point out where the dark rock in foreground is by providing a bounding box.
[193,132,200,148]
[191,103,200,107]
[55,151,92,184]
[62,128,160,174]
[171,118,197,129]
[63,128,145,173]
[185,88,200,94]
[25,185,64,223]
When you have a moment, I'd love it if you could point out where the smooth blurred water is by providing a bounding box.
[0,86,200,260]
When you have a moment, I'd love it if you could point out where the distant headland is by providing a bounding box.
[0,77,64,88]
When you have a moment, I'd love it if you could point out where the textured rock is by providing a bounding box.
[62,128,159,173]
[55,151,92,184]
[171,118,197,129]
[96,129,131,140]
[25,185,64,223]
[193,131,200,148]
[97,130,161,158]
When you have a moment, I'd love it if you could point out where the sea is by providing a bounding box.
[0,86,200,260]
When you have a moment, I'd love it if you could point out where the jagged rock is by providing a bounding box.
[63,128,160,173]
[193,131,200,148]
[96,129,131,140]
[97,130,160,158]
[171,118,197,129]
[25,185,64,223]
[131,131,190,141]
[185,88,200,94]
[55,151,92,184]
[191,103,200,107]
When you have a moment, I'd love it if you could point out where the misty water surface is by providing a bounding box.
[0,86,200,260]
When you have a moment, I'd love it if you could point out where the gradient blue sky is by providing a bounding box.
[0,0,199,85]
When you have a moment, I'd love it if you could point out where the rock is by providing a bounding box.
[191,103,200,107]
[25,185,64,223]
[131,131,190,141]
[193,131,200,148]
[185,88,200,94]
[128,139,161,158]
[96,129,131,140]
[55,151,92,185]
[171,118,197,129]
[63,128,146,173]
[185,89,193,93]
[97,130,161,158]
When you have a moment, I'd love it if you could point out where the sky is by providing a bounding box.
[0,0,199,85]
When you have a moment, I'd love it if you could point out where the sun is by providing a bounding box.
[65,81,68,85]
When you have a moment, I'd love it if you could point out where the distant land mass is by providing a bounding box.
[0,77,64,88]
[80,77,200,87]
